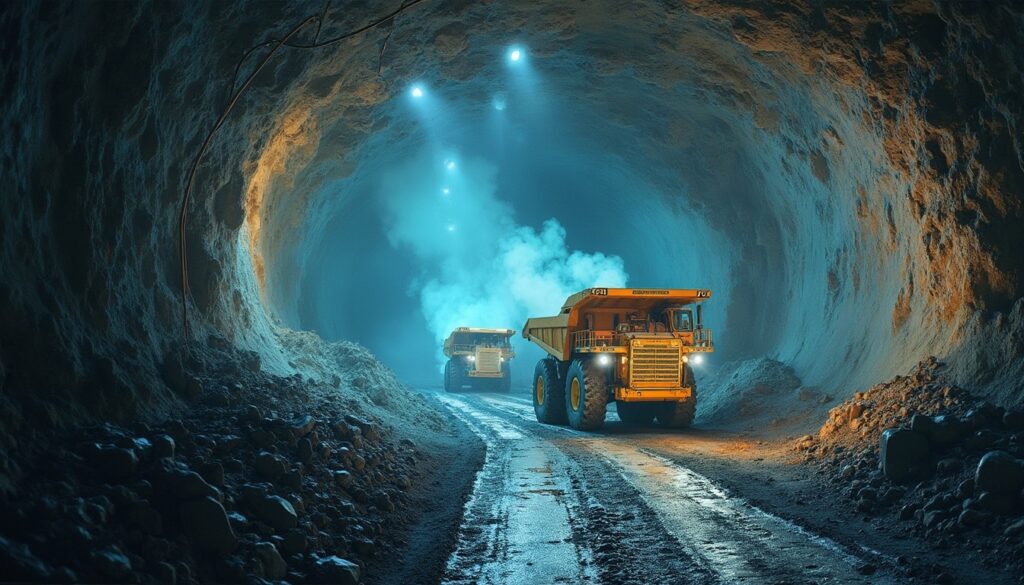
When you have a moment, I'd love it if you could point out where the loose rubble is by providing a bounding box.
[797,358,1024,578]
[0,372,436,584]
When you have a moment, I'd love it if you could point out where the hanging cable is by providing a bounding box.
[178,0,427,340]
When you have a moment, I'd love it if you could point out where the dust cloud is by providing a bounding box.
[380,151,628,369]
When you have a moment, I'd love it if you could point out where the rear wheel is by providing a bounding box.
[565,359,608,431]
[448,359,468,393]
[616,401,657,426]
[533,359,566,424]
[655,366,697,428]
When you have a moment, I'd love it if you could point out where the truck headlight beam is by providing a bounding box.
[596,354,612,367]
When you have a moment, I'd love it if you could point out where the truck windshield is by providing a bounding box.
[672,310,694,332]
[461,333,510,347]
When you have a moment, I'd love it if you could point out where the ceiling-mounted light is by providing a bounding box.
[509,48,522,62]
[410,85,424,98]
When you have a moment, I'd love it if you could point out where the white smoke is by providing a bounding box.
[380,151,628,369]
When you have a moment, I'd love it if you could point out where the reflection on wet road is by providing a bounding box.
[435,392,895,585]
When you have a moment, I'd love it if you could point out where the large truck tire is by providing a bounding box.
[565,359,608,431]
[500,368,512,393]
[616,401,657,426]
[448,359,469,393]
[533,359,567,424]
[655,366,697,428]
[444,360,452,392]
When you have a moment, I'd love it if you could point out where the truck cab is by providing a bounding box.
[442,327,515,392]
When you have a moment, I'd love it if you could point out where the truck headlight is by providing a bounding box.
[467,356,476,362]
[691,354,704,365]
[596,354,612,366]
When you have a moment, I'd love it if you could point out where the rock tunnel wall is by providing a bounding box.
[1,0,1022,460]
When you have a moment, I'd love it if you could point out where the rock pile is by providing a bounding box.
[0,376,424,584]
[796,358,1024,577]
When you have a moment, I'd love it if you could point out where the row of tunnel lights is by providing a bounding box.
[411,47,525,234]
[409,46,524,101]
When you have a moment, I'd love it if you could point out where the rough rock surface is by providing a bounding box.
[0,367,449,584]
[797,358,1024,576]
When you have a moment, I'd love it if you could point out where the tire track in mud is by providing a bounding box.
[468,393,900,584]
[462,394,718,583]
[436,395,597,585]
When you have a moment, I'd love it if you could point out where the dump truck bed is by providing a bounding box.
[522,288,711,360]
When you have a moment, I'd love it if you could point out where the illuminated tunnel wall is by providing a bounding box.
[2,1,1022,440]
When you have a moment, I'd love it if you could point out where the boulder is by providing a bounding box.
[957,509,993,527]
[928,415,964,446]
[254,542,287,580]
[333,470,353,488]
[255,452,287,479]
[252,496,297,531]
[975,451,1024,495]
[166,470,221,502]
[215,435,241,454]
[290,415,316,438]
[243,405,262,423]
[1005,518,1024,536]
[310,555,360,585]
[152,435,175,459]
[976,491,1017,515]
[179,496,237,554]
[880,429,929,482]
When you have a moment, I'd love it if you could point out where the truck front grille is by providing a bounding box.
[629,341,681,386]
[475,349,502,373]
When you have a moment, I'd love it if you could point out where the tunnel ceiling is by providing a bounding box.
[2,0,1023,436]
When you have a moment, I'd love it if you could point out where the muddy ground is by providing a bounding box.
[397,388,1016,585]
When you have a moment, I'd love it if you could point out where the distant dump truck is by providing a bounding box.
[443,327,515,392]
[522,288,713,430]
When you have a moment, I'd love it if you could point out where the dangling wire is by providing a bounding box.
[178,0,426,341]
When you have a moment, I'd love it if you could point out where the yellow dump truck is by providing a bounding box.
[443,327,515,392]
[522,288,713,430]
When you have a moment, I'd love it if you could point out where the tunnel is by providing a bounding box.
[2,1,1024,584]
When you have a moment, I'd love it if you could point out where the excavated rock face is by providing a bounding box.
[1,1,1022,449]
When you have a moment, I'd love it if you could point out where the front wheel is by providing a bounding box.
[533,359,566,424]
[500,367,512,393]
[564,359,608,431]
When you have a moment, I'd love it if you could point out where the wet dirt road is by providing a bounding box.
[432,391,898,585]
